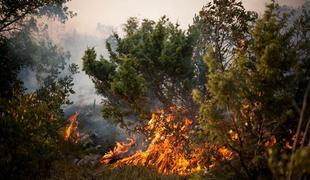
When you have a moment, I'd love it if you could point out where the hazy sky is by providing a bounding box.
[62,0,305,35]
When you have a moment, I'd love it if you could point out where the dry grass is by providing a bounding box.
[48,161,186,180]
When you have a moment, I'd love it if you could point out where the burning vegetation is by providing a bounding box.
[101,106,234,175]
[1,0,309,179]
[65,112,80,143]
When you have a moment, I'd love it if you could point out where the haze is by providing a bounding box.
[63,0,305,35]
[44,0,306,105]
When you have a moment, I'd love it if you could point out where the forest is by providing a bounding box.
[0,0,309,179]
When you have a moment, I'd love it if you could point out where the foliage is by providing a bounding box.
[268,147,310,179]
[83,1,310,178]
[0,0,309,179]
[188,0,257,102]
[83,17,195,125]
[0,64,77,178]
[0,0,79,178]
[193,0,257,70]
[0,18,72,99]
[0,0,75,35]
[196,1,310,179]
[0,36,22,98]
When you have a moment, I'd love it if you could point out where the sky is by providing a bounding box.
[62,0,306,36]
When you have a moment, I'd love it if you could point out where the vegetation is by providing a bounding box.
[194,1,310,179]
[0,0,309,179]
[83,16,196,125]
[0,70,77,178]
[48,164,184,180]
[0,0,75,34]
[0,0,79,179]
[84,0,310,179]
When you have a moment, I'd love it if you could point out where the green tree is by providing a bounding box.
[196,0,257,71]
[83,17,195,125]
[196,2,310,179]
[188,0,257,100]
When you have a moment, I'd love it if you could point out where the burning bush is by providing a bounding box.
[101,106,233,175]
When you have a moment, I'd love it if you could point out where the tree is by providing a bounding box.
[0,64,78,179]
[83,17,195,126]
[0,0,73,99]
[0,21,78,178]
[196,1,310,179]
[188,0,257,98]
[0,0,74,35]
[0,0,78,178]
[196,0,257,71]
[0,18,72,99]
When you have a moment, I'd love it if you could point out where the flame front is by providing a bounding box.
[64,112,79,143]
[101,107,233,175]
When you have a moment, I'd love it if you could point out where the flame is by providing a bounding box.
[218,147,233,160]
[101,106,233,175]
[101,138,136,164]
[64,112,79,143]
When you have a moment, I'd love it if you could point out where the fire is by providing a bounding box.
[101,138,136,164]
[218,147,233,160]
[101,106,233,175]
[64,112,79,143]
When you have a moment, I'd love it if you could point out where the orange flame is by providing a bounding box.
[101,107,233,175]
[101,138,136,164]
[64,112,79,143]
[218,147,234,160]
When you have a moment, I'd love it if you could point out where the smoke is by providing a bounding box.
[58,29,108,105]
[16,19,115,105]
[18,69,39,91]
[18,0,308,106]
[14,0,309,145]
[52,22,129,142]
[65,104,126,145]
[96,23,115,39]
[11,17,125,143]
[12,20,69,92]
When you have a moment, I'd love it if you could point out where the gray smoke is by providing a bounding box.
[56,24,131,144]
[58,29,107,105]
[13,20,127,145]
